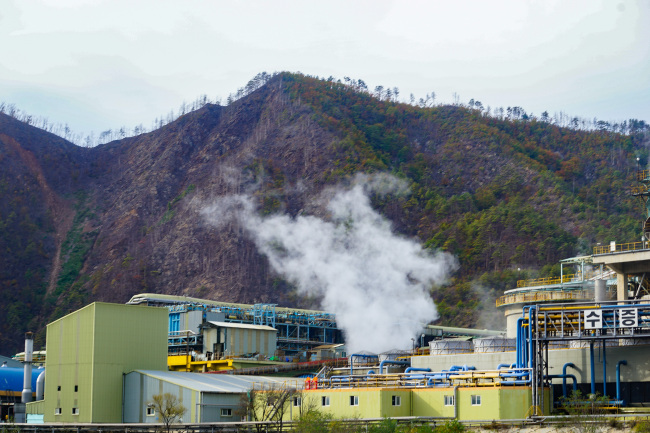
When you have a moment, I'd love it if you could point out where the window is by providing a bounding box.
[293,397,302,407]
[147,407,155,416]
[169,312,180,333]
[321,396,330,406]
[471,395,481,406]
[391,396,401,406]
[72,407,79,415]
[444,395,455,406]
[54,408,61,415]
[350,395,359,406]
[221,408,232,417]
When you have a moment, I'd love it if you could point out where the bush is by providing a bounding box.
[434,420,465,433]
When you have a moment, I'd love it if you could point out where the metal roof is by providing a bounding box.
[207,321,277,331]
[126,293,331,316]
[135,370,302,393]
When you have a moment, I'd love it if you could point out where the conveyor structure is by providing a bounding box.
[127,293,343,356]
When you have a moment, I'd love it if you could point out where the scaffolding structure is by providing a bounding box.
[523,300,650,413]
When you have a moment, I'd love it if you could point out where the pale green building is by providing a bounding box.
[42,302,168,423]
[300,386,548,420]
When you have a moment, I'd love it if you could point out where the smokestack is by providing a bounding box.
[22,332,33,403]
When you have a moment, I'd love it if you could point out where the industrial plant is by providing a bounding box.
[4,171,650,428]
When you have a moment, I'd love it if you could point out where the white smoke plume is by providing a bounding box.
[201,174,458,353]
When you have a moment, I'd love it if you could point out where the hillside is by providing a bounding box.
[0,72,648,353]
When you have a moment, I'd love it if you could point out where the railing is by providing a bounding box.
[516,273,583,288]
[593,241,650,255]
[631,186,648,195]
[496,290,592,308]
[637,169,650,181]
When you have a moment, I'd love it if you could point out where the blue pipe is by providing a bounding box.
[367,370,376,375]
[497,364,511,370]
[499,379,531,386]
[602,342,607,397]
[379,360,410,374]
[528,307,535,368]
[349,353,378,374]
[546,374,578,398]
[447,365,475,371]
[616,360,627,405]
[405,367,431,373]
[590,341,596,395]
[499,371,530,378]
[562,363,577,398]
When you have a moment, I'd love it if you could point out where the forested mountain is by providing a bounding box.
[0,72,648,353]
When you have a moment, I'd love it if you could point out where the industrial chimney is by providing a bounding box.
[22,332,33,403]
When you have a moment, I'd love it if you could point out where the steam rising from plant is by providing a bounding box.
[202,174,458,353]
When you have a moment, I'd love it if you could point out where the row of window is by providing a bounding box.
[147,407,233,417]
[56,385,79,392]
[292,394,480,408]
[54,408,79,415]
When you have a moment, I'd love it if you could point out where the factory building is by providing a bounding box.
[123,371,301,423]
[29,302,168,423]
[127,294,344,359]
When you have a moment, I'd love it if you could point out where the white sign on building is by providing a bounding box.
[584,310,603,329]
[618,308,638,328]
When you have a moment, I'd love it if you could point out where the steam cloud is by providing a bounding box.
[201,174,458,353]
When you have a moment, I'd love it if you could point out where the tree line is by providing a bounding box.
[0,71,647,149]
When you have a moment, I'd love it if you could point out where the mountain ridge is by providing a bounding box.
[0,72,647,353]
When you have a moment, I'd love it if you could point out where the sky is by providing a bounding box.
[1,0,649,139]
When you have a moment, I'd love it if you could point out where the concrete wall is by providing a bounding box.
[411,343,650,390]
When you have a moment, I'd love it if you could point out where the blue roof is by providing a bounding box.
[0,367,43,392]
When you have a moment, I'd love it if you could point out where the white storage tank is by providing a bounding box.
[429,338,473,355]
[378,349,409,363]
[473,336,516,353]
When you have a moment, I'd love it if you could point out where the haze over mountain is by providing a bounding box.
[0,72,648,353]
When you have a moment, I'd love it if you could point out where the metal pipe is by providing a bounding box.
[562,363,577,398]
[348,354,377,374]
[616,360,627,405]
[602,341,607,397]
[545,374,577,398]
[379,360,410,374]
[404,367,431,373]
[528,308,534,368]
[36,370,45,401]
[590,341,596,395]
[22,332,33,404]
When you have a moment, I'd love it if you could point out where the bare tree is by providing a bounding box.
[237,383,298,433]
[150,392,186,433]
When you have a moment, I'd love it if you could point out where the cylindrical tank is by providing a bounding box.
[569,339,618,348]
[0,368,41,393]
[473,337,515,353]
[378,350,409,363]
[595,280,607,302]
[618,339,650,346]
[429,339,473,355]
